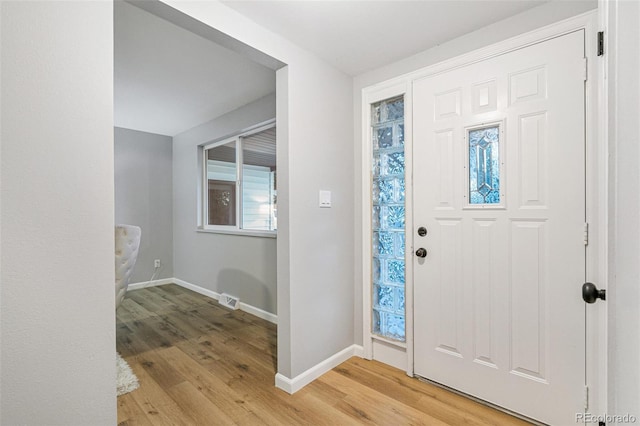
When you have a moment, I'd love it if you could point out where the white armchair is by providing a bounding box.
[115,224,141,309]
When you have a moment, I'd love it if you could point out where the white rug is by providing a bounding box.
[117,353,139,396]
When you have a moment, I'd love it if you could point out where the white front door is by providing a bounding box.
[413,31,586,425]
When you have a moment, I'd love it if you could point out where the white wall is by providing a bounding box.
[161,1,354,380]
[606,0,640,417]
[352,0,597,345]
[115,127,174,284]
[173,94,278,314]
[0,2,115,424]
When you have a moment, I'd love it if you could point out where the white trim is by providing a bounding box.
[128,277,278,325]
[353,345,365,358]
[238,301,278,325]
[372,333,407,348]
[367,11,598,92]
[372,339,407,372]
[172,277,221,301]
[202,135,239,152]
[196,228,277,238]
[274,344,365,394]
[588,2,607,417]
[202,120,276,151]
[361,90,373,361]
[360,9,605,412]
[127,278,173,291]
[404,81,415,378]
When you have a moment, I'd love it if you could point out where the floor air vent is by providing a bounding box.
[219,293,240,310]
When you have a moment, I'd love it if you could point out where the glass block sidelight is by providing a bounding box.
[375,126,393,148]
[396,288,405,315]
[371,96,406,342]
[386,98,404,121]
[469,125,500,204]
[396,233,405,257]
[386,151,405,176]
[387,206,405,229]
[372,258,380,283]
[382,312,406,340]
[375,285,395,310]
[373,179,394,205]
[387,260,405,283]
[372,206,381,229]
[372,156,382,177]
[397,178,405,203]
[374,232,394,257]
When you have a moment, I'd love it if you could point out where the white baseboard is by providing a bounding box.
[353,344,365,358]
[275,344,365,394]
[238,301,278,324]
[147,278,278,325]
[127,278,173,291]
[172,278,221,301]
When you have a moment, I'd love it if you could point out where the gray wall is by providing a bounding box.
[281,62,355,379]
[173,93,277,314]
[115,127,173,283]
[607,0,640,418]
[1,1,116,424]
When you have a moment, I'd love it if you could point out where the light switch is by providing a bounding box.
[319,190,332,208]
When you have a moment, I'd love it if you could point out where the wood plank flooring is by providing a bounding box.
[116,285,530,425]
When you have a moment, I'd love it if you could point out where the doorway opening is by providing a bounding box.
[113,1,286,418]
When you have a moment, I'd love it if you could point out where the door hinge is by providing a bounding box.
[597,31,604,56]
[582,58,588,81]
[584,385,589,411]
[583,223,589,246]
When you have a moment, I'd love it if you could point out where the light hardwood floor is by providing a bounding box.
[116,285,530,425]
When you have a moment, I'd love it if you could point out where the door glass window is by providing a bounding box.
[468,125,500,204]
[371,96,405,342]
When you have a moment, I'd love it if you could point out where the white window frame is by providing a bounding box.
[199,121,277,238]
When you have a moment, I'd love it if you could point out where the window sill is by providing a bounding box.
[197,227,277,239]
[371,334,407,348]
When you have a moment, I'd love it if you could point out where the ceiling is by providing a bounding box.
[115,1,559,136]
[221,0,548,76]
[114,1,276,136]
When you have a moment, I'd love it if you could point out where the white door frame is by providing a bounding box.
[361,10,606,415]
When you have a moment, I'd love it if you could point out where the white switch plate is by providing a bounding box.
[319,190,332,208]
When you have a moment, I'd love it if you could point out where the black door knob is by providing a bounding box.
[415,248,427,258]
[582,282,606,304]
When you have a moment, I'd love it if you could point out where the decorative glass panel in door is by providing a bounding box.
[468,124,501,204]
[371,96,405,341]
